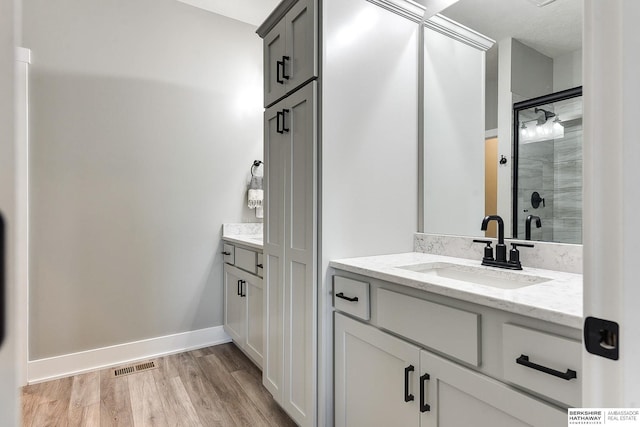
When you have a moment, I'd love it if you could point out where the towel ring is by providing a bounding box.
[251,160,263,177]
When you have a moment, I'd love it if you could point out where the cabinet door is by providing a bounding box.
[223,265,245,344]
[284,0,316,93]
[335,313,420,427]
[282,82,317,427]
[263,98,287,399]
[263,19,287,107]
[245,275,264,368]
[419,350,566,427]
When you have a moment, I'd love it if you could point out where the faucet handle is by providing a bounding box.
[509,242,534,267]
[473,239,494,262]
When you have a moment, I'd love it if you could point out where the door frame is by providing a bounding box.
[582,0,640,407]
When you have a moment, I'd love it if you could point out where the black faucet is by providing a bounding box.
[481,215,506,262]
[474,215,534,270]
[525,215,542,240]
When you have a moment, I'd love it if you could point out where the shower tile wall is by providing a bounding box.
[553,123,582,244]
[517,123,582,244]
[517,140,554,241]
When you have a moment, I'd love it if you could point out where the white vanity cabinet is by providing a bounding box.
[333,273,577,427]
[223,244,264,368]
[262,0,316,107]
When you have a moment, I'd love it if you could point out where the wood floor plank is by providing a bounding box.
[197,352,272,427]
[173,351,233,426]
[21,344,296,427]
[231,369,297,427]
[152,368,202,427]
[68,402,100,427]
[99,369,134,427]
[30,399,70,427]
[128,370,169,427]
[69,371,100,409]
[209,343,257,375]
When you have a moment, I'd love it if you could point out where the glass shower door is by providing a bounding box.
[513,87,583,244]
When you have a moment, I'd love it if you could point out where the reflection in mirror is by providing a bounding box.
[422,0,583,243]
[513,87,583,244]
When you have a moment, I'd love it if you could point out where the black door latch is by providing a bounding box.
[584,316,619,360]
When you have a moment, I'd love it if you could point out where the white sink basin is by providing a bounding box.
[396,262,551,290]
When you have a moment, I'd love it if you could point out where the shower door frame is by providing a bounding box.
[511,86,583,240]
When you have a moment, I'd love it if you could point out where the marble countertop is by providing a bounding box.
[330,252,583,329]
[222,223,263,250]
[222,234,263,251]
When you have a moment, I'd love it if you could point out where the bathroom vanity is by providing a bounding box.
[331,250,582,427]
[222,224,264,368]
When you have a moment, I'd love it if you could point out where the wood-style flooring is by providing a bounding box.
[21,343,297,427]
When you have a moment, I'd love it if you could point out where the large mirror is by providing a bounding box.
[422,0,583,244]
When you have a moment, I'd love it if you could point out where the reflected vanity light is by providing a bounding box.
[520,117,564,144]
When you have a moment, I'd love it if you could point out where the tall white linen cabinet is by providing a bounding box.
[257,0,488,425]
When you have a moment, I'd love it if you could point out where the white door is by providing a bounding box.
[0,0,19,422]
[334,313,421,427]
[582,0,640,407]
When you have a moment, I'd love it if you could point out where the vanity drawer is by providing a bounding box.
[502,323,581,407]
[235,247,257,274]
[333,276,370,321]
[377,288,480,366]
[223,243,235,265]
[257,252,264,278]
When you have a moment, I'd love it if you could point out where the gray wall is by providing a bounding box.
[1,0,18,421]
[24,0,263,359]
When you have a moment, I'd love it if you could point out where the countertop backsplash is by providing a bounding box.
[222,222,263,238]
[414,233,582,274]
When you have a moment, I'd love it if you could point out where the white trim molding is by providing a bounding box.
[425,14,495,51]
[366,0,425,23]
[27,326,231,384]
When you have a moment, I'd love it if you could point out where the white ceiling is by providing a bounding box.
[441,0,582,59]
[176,0,280,26]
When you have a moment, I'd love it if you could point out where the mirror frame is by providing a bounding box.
[511,85,583,239]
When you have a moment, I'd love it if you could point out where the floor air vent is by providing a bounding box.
[111,360,158,378]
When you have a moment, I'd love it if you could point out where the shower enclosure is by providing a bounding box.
[512,87,583,244]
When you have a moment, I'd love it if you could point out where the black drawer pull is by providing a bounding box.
[237,279,241,296]
[239,280,246,298]
[404,365,415,402]
[420,373,431,412]
[276,59,284,84]
[222,251,231,256]
[516,354,577,381]
[276,111,284,134]
[282,56,290,80]
[281,109,290,133]
[335,292,358,302]
[257,264,263,268]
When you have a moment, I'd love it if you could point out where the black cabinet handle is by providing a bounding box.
[240,280,246,298]
[276,60,284,84]
[516,354,577,381]
[420,373,431,412]
[237,279,241,296]
[257,264,263,268]
[335,292,358,302]
[282,56,290,80]
[222,251,231,256]
[276,111,284,134]
[282,109,290,133]
[404,365,415,402]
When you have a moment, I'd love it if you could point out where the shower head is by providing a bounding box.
[534,107,556,124]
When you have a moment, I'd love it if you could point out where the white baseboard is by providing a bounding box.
[27,326,231,384]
